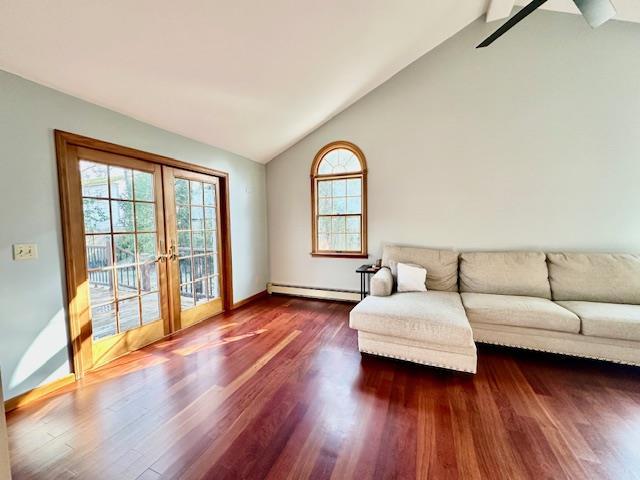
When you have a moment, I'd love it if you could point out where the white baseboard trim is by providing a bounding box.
[268,283,360,302]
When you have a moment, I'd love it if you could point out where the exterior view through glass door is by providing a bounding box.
[77,147,169,368]
[163,167,223,330]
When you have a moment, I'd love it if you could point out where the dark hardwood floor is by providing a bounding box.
[6,295,640,480]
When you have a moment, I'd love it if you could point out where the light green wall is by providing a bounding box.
[0,70,268,400]
[267,11,640,292]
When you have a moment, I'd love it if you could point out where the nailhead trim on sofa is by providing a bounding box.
[359,348,477,374]
[475,339,640,367]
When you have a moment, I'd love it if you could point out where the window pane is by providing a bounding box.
[192,231,205,254]
[111,200,134,232]
[118,297,140,332]
[207,276,219,299]
[332,216,346,233]
[205,230,217,252]
[180,283,195,309]
[92,303,116,340]
[109,166,133,200]
[319,149,361,174]
[88,269,114,306]
[346,216,360,234]
[177,205,190,230]
[205,254,217,276]
[190,181,204,205]
[204,207,216,230]
[318,217,331,234]
[175,178,190,205]
[318,159,333,175]
[346,234,361,251]
[191,206,204,231]
[318,198,331,215]
[346,196,361,214]
[140,262,158,293]
[116,266,139,297]
[136,233,156,263]
[194,278,208,306]
[331,234,346,250]
[203,183,216,205]
[135,203,156,232]
[346,178,361,196]
[134,171,154,201]
[83,199,111,233]
[141,293,160,325]
[179,258,192,284]
[114,234,136,265]
[332,198,346,215]
[318,181,331,198]
[178,231,191,257]
[332,179,346,197]
[192,255,207,280]
[318,233,331,250]
[86,235,112,269]
[80,161,109,198]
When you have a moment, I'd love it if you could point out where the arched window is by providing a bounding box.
[310,141,368,257]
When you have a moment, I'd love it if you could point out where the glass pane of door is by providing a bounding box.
[80,161,163,340]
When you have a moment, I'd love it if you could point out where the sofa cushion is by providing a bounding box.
[556,301,640,342]
[370,267,393,297]
[349,291,473,347]
[547,253,640,304]
[460,251,551,299]
[461,292,580,333]
[382,245,459,292]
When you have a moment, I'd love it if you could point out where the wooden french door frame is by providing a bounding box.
[163,167,225,331]
[55,130,233,378]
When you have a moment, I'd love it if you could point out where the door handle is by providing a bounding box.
[155,252,169,263]
[168,241,177,261]
[155,241,177,263]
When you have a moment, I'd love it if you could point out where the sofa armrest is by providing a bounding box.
[370,267,393,297]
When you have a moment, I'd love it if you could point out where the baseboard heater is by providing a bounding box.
[268,283,360,302]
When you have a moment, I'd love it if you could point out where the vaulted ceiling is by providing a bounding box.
[1,1,639,163]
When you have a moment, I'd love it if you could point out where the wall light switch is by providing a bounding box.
[13,243,38,260]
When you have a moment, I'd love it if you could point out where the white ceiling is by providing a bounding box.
[1,1,639,163]
[516,0,640,23]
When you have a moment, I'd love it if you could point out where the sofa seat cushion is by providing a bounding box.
[349,292,473,348]
[461,293,580,333]
[556,301,640,342]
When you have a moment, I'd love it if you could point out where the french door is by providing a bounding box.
[163,167,223,330]
[58,137,226,373]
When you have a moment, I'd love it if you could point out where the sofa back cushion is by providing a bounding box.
[459,251,551,299]
[547,253,640,304]
[382,245,459,292]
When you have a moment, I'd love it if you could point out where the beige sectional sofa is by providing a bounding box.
[349,245,640,373]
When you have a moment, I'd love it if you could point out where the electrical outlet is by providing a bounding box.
[13,243,38,260]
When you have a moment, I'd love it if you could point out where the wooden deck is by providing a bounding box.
[6,295,640,479]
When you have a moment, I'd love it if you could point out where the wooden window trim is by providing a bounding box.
[310,140,368,258]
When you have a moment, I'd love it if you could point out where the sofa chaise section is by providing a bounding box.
[350,247,477,373]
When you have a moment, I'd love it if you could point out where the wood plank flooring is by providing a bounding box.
[6,295,640,479]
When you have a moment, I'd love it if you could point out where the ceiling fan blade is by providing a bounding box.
[477,0,549,48]
[573,0,616,27]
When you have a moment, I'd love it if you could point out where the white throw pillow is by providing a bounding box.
[397,262,427,292]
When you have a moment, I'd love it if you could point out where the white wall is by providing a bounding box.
[267,11,640,292]
[0,70,268,400]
